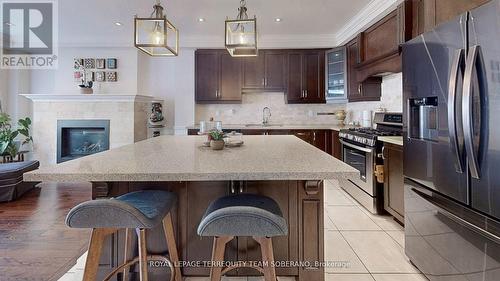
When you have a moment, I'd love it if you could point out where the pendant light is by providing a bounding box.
[225,0,258,57]
[134,0,179,56]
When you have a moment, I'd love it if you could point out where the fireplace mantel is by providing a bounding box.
[24,94,156,166]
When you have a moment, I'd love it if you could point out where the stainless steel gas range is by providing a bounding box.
[338,112,402,214]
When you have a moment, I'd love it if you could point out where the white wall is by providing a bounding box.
[29,47,139,95]
[0,70,8,112]
[137,48,196,134]
[345,72,403,124]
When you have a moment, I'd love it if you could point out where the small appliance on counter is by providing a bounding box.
[148,100,165,137]
[338,112,403,214]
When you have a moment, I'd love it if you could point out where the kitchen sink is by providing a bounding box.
[245,124,284,127]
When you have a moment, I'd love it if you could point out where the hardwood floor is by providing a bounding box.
[0,182,92,281]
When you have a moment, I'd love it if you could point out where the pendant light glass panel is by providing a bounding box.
[134,10,178,56]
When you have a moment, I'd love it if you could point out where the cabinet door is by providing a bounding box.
[292,130,313,145]
[195,51,219,102]
[219,53,242,102]
[264,51,286,90]
[331,130,342,160]
[311,130,327,152]
[242,55,265,89]
[383,144,404,222]
[346,38,362,101]
[413,0,489,36]
[286,52,304,102]
[303,51,325,103]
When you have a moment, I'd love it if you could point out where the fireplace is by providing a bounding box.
[57,120,110,163]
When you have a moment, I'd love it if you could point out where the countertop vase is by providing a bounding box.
[210,140,225,150]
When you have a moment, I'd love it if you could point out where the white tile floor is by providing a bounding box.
[59,180,426,281]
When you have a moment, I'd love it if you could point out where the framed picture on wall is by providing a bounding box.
[73,71,83,82]
[96,59,106,69]
[84,58,95,69]
[95,71,105,82]
[74,58,83,70]
[106,58,117,69]
[106,71,117,82]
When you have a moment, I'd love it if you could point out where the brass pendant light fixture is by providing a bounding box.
[134,0,179,56]
[225,0,258,57]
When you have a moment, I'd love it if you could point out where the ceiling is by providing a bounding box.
[55,0,397,48]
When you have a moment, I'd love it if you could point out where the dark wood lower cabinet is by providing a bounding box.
[383,143,404,223]
[92,180,325,281]
[331,130,341,160]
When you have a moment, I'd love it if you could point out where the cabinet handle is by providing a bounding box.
[262,78,265,86]
[313,131,316,143]
[381,146,386,160]
[358,84,362,94]
[305,90,308,98]
[216,90,219,99]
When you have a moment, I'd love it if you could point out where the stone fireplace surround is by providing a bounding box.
[22,94,155,167]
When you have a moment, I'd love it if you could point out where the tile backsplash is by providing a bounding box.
[196,93,346,125]
[195,72,403,126]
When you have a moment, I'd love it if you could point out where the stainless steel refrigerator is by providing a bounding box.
[403,0,500,280]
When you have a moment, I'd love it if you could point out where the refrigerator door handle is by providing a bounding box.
[448,49,465,173]
[462,45,483,179]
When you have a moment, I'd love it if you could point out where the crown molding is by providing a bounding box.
[335,0,403,45]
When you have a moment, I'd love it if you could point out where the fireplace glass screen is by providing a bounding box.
[57,120,110,163]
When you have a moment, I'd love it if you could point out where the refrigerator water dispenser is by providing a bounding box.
[409,97,439,141]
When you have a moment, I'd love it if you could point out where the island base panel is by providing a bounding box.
[90,180,325,281]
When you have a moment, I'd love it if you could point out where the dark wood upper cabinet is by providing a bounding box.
[242,50,286,91]
[286,50,325,104]
[195,50,242,103]
[195,51,219,102]
[220,53,243,102]
[346,1,412,102]
[411,0,489,37]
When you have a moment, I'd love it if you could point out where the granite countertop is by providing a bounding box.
[379,136,404,146]
[186,124,352,131]
[24,135,358,182]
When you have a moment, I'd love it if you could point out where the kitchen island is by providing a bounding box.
[25,135,357,281]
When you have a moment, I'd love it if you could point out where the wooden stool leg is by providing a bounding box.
[137,229,149,281]
[122,228,132,281]
[210,236,233,281]
[83,228,107,281]
[254,237,277,281]
[162,213,182,281]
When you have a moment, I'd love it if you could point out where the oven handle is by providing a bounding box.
[339,139,374,153]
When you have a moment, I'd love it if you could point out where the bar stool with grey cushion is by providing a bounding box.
[198,193,288,281]
[66,190,182,281]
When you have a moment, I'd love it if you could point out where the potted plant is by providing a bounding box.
[209,130,225,150]
[0,113,33,158]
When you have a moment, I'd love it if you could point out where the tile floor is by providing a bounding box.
[58,180,426,281]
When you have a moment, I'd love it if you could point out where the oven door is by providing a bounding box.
[340,139,375,196]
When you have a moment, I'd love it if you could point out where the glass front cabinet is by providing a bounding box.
[325,47,347,102]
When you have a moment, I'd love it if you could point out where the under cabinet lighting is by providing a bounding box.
[198,18,205,22]
[115,22,123,26]
[275,18,282,22]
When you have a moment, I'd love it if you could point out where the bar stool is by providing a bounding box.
[197,193,288,281]
[65,190,182,281]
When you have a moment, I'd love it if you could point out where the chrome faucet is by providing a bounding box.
[262,107,271,126]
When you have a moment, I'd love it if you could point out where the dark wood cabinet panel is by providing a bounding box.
[195,51,219,102]
[220,53,243,102]
[383,143,404,223]
[242,51,285,91]
[411,0,489,37]
[331,130,341,160]
[242,55,265,89]
[303,52,325,102]
[195,50,242,104]
[286,52,304,102]
[346,38,362,102]
[286,51,326,104]
[265,51,286,90]
[360,10,400,64]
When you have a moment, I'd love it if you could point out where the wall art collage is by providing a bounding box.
[74,58,118,83]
